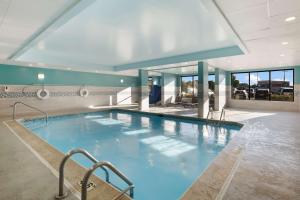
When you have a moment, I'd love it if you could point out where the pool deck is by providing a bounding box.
[144,106,300,200]
[0,105,300,199]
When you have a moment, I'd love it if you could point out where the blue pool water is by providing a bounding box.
[22,109,241,200]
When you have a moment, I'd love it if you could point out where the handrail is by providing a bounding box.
[219,108,226,121]
[206,107,214,121]
[81,161,134,200]
[112,185,135,200]
[55,148,110,199]
[13,101,48,124]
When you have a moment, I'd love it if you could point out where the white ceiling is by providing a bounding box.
[150,0,300,74]
[0,0,299,75]
[209,0,300,71]
[0,0,78,59]
[14,0,242,71]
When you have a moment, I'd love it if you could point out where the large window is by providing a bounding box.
[231,69,294,102]
[181,75,215,98]
[271,70,294,101]
[208,74,215,92]
[231,73,249,100]
[181,76,194,97]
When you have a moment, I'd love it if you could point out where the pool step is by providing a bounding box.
[56,148,134,200]
[6,121,132,200]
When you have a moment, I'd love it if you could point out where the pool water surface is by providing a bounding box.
[22,109,241,200]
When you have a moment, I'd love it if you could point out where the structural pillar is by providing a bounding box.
[175,75,181,97]
[161,73,176,105]
[139,69,149,111]
[215,68,226,111]
[197,61,209,118]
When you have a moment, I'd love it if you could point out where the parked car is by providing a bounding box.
[249,88,255,98]
[255,89,269,100]
[234,89,248,100]
[280,87,293,96]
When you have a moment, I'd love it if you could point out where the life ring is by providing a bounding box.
[37,89,50,100]
[79,88,89,97]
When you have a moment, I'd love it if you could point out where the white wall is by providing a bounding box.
[0,85,139,118]
[161,74,176,105]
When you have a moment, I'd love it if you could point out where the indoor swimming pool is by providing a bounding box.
[21,109,241,200]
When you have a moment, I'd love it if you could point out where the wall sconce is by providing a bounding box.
[38,73,45,80]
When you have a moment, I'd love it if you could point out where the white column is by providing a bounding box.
[197,62,209,118]
[161,73,176,105]
[215,68,226,111]
[139,69,149,111]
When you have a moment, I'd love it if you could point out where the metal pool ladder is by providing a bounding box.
[12,101,48,124]
[55,148,134,200]
[219,108,226,121]
[206,107,214,121]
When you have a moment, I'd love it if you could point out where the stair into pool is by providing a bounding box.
[6,120,132,200]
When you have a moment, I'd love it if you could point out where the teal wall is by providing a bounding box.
[152,76,161,86]
[295,66,300,84]
[152,75,180,87]
[138,69,148,87]
[176,75,181,88]
[226,71,231,86]
[0,64,138,87]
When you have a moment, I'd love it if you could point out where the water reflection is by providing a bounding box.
[116,113,132,124]
[141,135,196,157]
[163,120,176,135]
[141,117,150,128]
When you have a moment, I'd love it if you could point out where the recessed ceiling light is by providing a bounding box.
[281,42,288,45]
[280,54,285,57]
[37,42,45,50]
[285,16,296,22]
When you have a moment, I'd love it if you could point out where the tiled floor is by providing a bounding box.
[0,105,299,199]
[130,106,300,199]
[0,122,77,200]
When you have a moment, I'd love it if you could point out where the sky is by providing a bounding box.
[181,70,293,86]
[234,70,293,86]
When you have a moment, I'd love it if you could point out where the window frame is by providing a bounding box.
[181,75,196,98]
[181,74,215,98]
[231,68,294,102]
